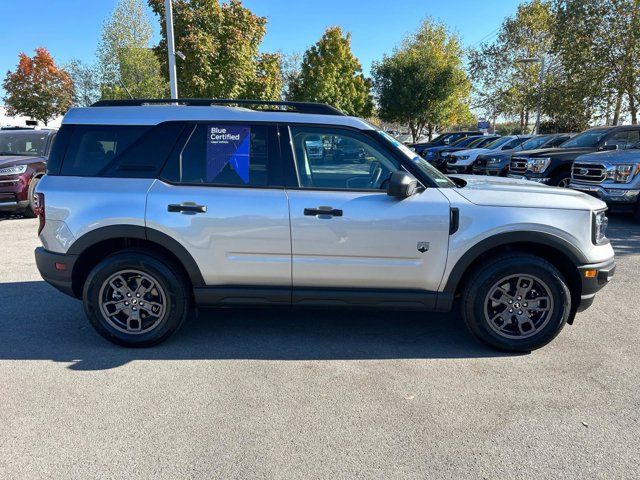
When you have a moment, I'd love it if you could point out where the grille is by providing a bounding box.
[510,157,528,173]
[572,162,606,183]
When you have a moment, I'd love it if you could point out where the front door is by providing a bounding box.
[285,126,451,294]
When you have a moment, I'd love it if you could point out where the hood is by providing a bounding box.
[0,155,43,168]
[516,147,595,158]
[576,148,640,163]
[450,175,606,211]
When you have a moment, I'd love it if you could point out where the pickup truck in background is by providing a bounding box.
[570,146,640,221]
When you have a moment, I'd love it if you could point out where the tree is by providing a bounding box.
[552,0,640,125]
[469,0,555,133]
[2,48,73,125]
[372,18,471,142]
[243,53,283,101]
[287,27,373,117]
[98,0,166,99]
[65,59,100,107]
[148,0,279,100]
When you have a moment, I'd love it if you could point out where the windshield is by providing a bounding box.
[519,135,551,150]
[484,136,514,150]
[0,132,48,156]
[560,128,610,148]
[451,135,480,148]
[378,131,456,188]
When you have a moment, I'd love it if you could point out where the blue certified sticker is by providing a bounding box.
[206,125,251,184]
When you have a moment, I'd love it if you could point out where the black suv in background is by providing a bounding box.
[508,126,640,187]
[417,135,493,170]
[473,133,573,176]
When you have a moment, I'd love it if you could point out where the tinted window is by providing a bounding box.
[546,135,571,147]
[520,136,550,150]
[61,125,150,176]
[162,124,271,187]
[451,135,481,147]
[0,131,49,156]
[561,129,610,148]
[628,130,640,148]
[291,127,400,190]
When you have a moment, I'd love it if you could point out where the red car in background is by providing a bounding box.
[0,128,57,217]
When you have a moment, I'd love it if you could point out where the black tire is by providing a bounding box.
[550,171,571,188]
[21,176,40,218]
[83,250,190,347]
[462,254,571,352]
[633,200,640,223]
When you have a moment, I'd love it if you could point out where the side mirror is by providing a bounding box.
[601,144,619,151]
[387,171,418,198]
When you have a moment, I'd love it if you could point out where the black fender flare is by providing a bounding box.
[67,225,205,286]
[442,231,586,294]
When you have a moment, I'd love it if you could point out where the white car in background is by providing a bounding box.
[447,136,529,174]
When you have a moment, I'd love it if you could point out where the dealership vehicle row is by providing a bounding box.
[409,125,640,220]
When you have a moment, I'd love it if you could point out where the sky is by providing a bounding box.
[0,0,521,97]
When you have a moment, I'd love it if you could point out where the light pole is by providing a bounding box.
[516,57,545,134]
[164,0,178,99]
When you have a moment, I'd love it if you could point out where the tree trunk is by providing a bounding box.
[519,110,525,134]
[524,109,530,134]
[629,92,638,125]
[427,124,434,141]
[613,91,623,125]
[409,122,418,143]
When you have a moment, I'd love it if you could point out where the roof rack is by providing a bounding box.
[90,98,345,116]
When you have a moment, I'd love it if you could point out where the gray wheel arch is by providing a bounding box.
[442,231,586,295]
[67,225,205,288]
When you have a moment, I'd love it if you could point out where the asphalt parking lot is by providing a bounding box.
[0,212,638,480]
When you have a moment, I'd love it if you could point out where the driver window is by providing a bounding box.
[290,127,400,190]
[604,131,632,150]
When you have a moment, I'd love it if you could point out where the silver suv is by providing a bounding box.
[34,99,615,351]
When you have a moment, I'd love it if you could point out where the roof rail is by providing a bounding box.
[90,98,346,116]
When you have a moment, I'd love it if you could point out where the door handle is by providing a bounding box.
[167,203,207,213]
[304,206,343,217]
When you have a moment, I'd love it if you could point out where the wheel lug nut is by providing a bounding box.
[127,293,131,297]
[508,300,513,304]
[518,310,523,315]
[132,307,137,311]
[523,303,528,307]
[136,294,140,298]
[125,301,129,306]
[509,309,513,313]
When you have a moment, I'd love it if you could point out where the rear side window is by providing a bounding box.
[57,123,184,177]
[161,123,276,187]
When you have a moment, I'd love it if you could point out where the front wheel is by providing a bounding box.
[21,176,40,218]
[462,254,571,352]
[83,250,190,347]
[551,172,571,188]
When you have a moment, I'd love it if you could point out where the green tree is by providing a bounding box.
[148,0,279,99]
[552,0,640,125]
[469,0,555,133]
[98,0,166,99]
[65,59,100,107]
[372,18,471,142]
[243,53,283,101]
[287,27,373,117]
[3,48,73,125]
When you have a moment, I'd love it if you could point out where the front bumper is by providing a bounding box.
[507,174,550,184]
[0,176,30,211]
[35,247,78,298]
[570,183,640,205]
[446,164,473,174]
[576,257,616,312]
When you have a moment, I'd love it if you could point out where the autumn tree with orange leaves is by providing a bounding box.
[3,48,74,125]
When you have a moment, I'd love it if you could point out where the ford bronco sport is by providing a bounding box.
[34,99,615,351]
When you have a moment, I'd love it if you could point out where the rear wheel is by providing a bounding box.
[634,200,640,223]
[83,250,190,347]
[462,254,571,352]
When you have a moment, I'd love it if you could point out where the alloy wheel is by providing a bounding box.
[483,274,554,339]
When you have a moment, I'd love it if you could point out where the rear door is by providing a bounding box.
[146,122,291,289]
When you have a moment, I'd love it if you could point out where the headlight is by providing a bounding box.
[458,155,470,160]
[425,151,435,158]
[526,157,551,173]
[487,157,501,164]
[605,164,640,183]
[0,164,28,176]
[593,210,608,244]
